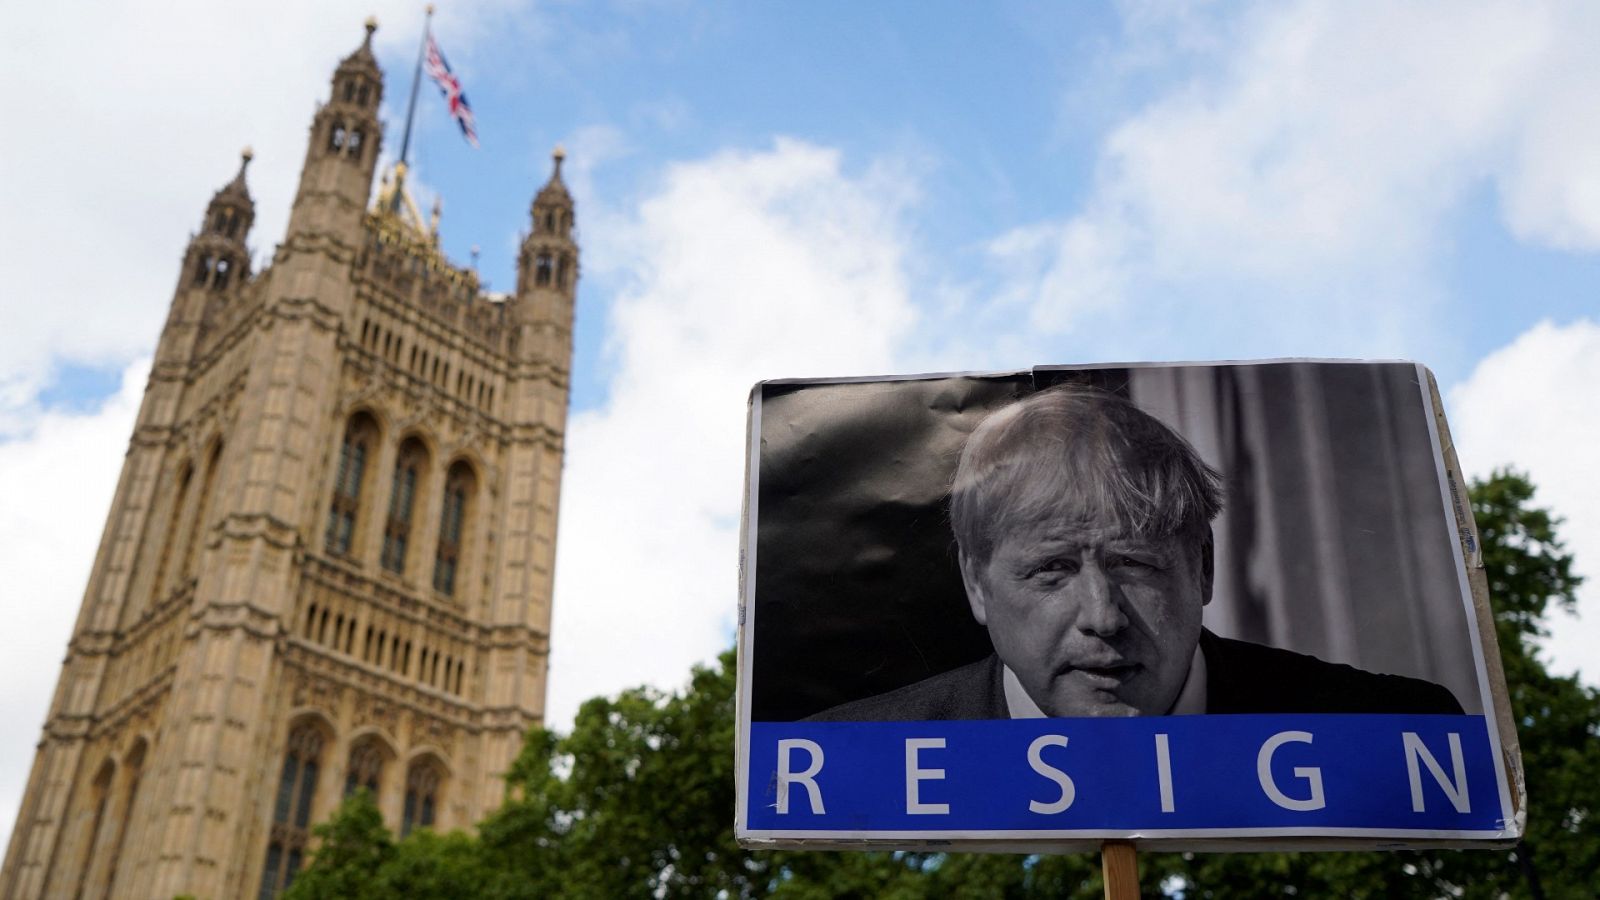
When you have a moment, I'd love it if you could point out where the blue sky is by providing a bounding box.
[5,0,1600,853]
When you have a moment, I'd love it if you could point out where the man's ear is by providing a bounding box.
[958,549,990,626]
[1199,529,1215,607]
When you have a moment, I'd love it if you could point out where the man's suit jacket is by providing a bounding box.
[807,629,1464,721]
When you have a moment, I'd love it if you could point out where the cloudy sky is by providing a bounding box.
[4,0,1600,851]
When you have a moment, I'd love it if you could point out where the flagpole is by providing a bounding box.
[393,4,434,212]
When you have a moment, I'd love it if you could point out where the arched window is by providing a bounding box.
[259,723,324,898]
[152,462,193,602]
[555,254,569,289]
[328,123,347,153]
[76,760,115,900]
[193,255,213,287]
[401,759,443,837]
[381,438,427,574]
[326,414,376,556]
[433,462,475,596]
[534,253,553,287]
[180,441,223,580]
[358,83,371,106]
[103,739,147,894]
[344,738,386,799]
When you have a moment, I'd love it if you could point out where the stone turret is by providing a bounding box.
[511,147,579,372]
[158,149,256,368]
[285,19,385,243]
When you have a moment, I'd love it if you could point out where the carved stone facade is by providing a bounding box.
[1,21,576,899]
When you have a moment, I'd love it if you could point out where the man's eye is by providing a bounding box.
[1031,559,1077,577]
[1111,555,1158,572]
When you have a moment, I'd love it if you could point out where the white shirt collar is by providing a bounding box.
[1003,644,1207,717]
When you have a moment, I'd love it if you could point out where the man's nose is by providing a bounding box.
[1072,563,1128,636]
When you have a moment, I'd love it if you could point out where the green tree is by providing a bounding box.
[1141,470,1600,898]
[281,790,394,900]
[285,470,1598,898]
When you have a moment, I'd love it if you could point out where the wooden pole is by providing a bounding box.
[1101,840,1139,900]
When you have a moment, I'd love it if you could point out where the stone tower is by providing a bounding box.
[0,21,577,899]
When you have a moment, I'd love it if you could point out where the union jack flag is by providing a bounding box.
[425,35,479,148]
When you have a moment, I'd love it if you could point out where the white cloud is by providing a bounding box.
[1449,319,1600,683]
[0,359,147,859]
[0,0,528,432]
[988,0,1600,360]
[547,138,920,727]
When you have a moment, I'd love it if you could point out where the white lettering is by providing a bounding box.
[1154,733,1175,813]
[1257,730,1326,812]
[905,738,950,815]
[776,739,825,815]
[1027,734,1076,814]
[1403,732,1470,813]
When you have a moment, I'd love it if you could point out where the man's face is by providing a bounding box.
[961,508,1209,717]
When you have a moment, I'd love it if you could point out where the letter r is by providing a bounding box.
[776,739,825,815]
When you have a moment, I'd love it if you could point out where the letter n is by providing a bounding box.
[1402,732,1470,814]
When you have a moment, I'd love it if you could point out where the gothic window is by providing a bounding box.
[349,129,363,154]
[563,211,574,235]
[401,759,442,837]
[555,254,569,289]
[543,211,555,232]
[151,462,193,602]
[194,255,213,287]
[76,761,115,900]
[103,739,146,894]
[328,122,347,153]
[358,83,371,106]
[381,438,427,574]
[343,80,354,102]
[180,441,223,581]
[325,414,376,556]
[433,462,475,596]
[344,739,385,798]
[535,253,553,287]
[259,722,324,899]
[213,257,231,291]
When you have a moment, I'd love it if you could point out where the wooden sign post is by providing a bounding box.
[1101,841,1138,900]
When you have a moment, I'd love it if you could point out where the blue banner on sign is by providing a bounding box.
[745,715,1502,835]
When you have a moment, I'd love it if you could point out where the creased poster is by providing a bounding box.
[735,360,1522,852]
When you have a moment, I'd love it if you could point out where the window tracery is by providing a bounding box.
[401,759,442,837]
[258,722,324,898]
[326,415,376,556]
[381,439,427,574]
[433,462,474,596]
[344,738,385,798]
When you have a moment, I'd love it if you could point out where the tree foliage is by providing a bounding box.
[287,470,1599,898]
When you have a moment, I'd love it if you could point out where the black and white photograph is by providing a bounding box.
[746,361,1488,725]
